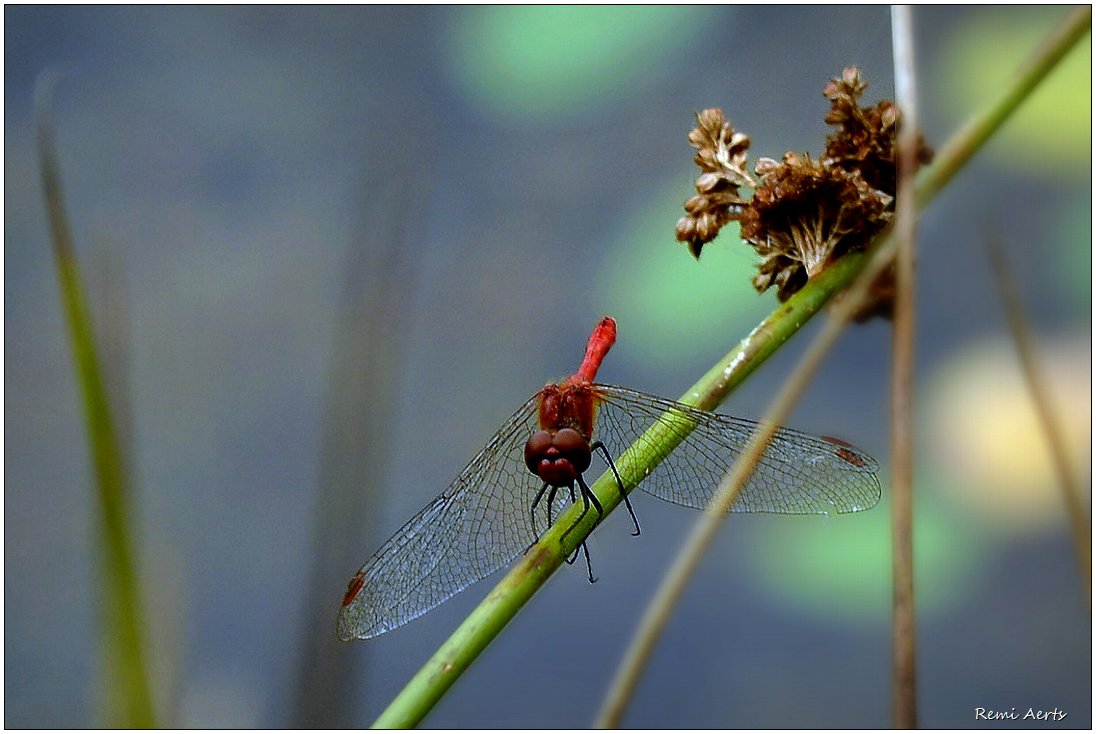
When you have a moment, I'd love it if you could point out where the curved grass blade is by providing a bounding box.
[35,73,157,728]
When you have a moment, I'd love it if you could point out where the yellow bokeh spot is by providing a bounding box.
[923,336,1091,532]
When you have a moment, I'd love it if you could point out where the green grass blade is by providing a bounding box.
[35,75,157,728]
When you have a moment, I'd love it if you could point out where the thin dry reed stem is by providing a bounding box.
[379,9,1090,727]
[986,240,1092,608]
[595,224,899,729]
[889,5,920,729]
[596,10,1092,722]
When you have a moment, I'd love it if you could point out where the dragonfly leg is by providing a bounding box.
[579,540,596,583]
[530,482,550,539]
[544,484,562,530]
[561,540,596,582]
[592,441,641,536]
[542,484,598,582]
[561,477,604,545]
[563,492,581,564]
[578,474,604,522]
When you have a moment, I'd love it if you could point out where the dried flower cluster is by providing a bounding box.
[675,108,755,258]
[823,67,934,195]
[740,151,892,301]
[675,67,933,317]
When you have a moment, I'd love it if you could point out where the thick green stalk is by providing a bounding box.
[373,7,1090,727]
[36,77,157,728]
[596,7,1092,726]
[371,253,865,728]
[595,6,1092,727]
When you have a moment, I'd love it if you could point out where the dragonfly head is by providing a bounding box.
[524,428,592,487]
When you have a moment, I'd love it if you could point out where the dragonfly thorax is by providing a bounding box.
[537,381,599,439]
[524,428,592,487]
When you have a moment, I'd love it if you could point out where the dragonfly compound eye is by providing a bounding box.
[524,430,554,473]
[552,428,592,473]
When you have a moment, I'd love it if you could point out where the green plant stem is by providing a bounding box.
[371,253,866,729]
[595,260,876,727]
[387,237,883,733]
[596,7,1090,726]
[36,75,157,728]
[596,7,1091,731]
[374,8,1091,727]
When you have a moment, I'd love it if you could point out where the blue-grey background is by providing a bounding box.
[5,6,1090,728]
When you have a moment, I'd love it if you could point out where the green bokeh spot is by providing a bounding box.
[935,7,1091,172]
[745,486,986,623]
[601,179,773,371]
[446,6,722,121]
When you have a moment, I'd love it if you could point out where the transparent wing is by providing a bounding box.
[592,385,881,515]
[338,383,882,640]
[337,395,544,640]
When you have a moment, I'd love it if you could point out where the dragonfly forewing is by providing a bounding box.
[337,396,543,640]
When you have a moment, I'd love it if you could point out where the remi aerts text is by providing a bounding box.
[974,707,1068,722]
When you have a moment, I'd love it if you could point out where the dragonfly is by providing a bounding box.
[337,316,880,641]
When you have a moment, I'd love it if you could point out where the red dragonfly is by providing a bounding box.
[337,316,879,641]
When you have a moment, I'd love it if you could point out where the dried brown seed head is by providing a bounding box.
[675,108,755,257]
[737,152,893,297]
[822,66,933,196]
[673,69,931,317]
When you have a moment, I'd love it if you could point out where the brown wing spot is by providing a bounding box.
[821,435,868,468]
[342,570,366,607]
[835,447,866,467]
[837,444,863,468]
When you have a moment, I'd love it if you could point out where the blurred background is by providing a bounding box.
[4,5,1090,728]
